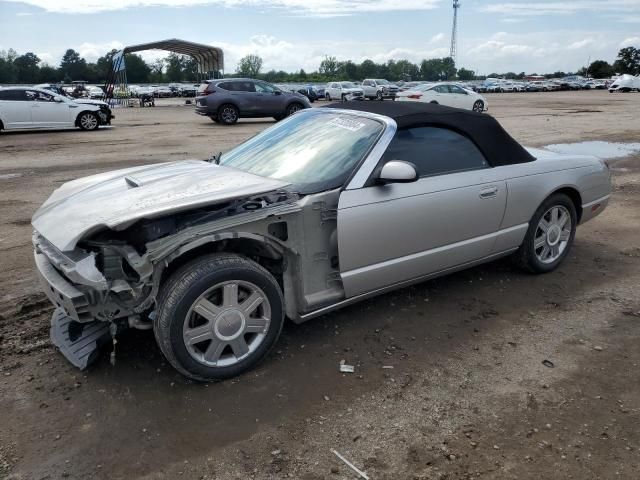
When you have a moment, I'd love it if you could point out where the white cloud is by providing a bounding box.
[15,12,33,15]
[429,33,445,43]
[77,41,124,62]
[620,36,640,46]
[457,31,624,74]
[567,38,594,50]
[480,1,640,16]
[4,0,441,16]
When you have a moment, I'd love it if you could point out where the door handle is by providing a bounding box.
[479,186,498,199]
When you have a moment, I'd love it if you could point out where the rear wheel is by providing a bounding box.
[154,254,284,381]
[218,104,239,125]
[472,100,484,112]
[77,112,99,131]
[376,91,383,101]
[325,93,331,101]
[516,193,577,273]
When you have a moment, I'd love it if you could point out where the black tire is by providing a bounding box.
[429,100,438,104]
[325,93,331,101]
[154,254,284,382]
[77,111,100,131]
[515,193,577,274]
[472,100,484,113]
[286,102,304,116]
[376,91,383,101]
[217,104,239,125]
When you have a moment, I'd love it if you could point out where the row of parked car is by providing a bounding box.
[193,77,491,125]
[128,83,198,98]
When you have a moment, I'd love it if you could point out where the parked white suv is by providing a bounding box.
[325,82,364,101]
[0,87,103,132]
[361,79,399,100]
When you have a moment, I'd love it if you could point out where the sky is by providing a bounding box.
[1,0,639,75]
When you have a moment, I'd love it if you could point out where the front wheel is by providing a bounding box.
[516,193,577,274]
[472,100,484,112]
[325,93,331,101]
[287,102,304,116]
[77,112,99,131]
[154,254,284,381]
[376,91,383,101]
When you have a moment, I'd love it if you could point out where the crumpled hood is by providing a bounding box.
[32,160,289,252]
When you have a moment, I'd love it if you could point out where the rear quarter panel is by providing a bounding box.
[498,149,611,230]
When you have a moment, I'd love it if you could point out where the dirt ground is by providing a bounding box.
[1,91,639,480]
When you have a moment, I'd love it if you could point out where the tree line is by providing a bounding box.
[1,45,638,85]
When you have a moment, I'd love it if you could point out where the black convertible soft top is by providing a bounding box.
[324,101,535,167]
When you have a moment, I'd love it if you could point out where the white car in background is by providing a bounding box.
[325,82,364,101]
[0,87,103,132]
[397,83,487,112]
[87,86,104,99]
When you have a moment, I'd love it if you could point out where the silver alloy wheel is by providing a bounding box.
[183,280,271,367]
[534,205,572,264]
[80,113,98,130]
[221,106,237,123]
[472,101,484,112]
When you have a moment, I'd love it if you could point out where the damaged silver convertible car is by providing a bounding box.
[33,102,611,381]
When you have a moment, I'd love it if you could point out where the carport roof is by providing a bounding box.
[122,39,224,72]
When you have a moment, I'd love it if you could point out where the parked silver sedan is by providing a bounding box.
[32,102,611,381]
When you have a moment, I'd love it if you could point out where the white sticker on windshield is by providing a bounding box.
[328,117,366,132]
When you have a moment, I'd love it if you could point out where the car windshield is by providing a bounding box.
[375,79,390,85]
[341,82,357,88]
[219,110,384,194]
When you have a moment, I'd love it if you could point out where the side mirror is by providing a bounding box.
[378,161,418,184]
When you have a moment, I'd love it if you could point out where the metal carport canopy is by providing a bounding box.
[122,38,224,75]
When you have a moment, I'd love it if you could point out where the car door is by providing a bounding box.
[226,81,257,115]
[0,89,32,128]
[337,126,507,297]
[29,90,72,127]
[448,84,471,109]
[329,83,341,100]
[254,82,284,115]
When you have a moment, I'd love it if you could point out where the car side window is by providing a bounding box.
[32,91,55,102]
[255,82,275,93]
[381,127,489,178]
[217,82,232,91]
[0,89,29,100]
[232,81,256,92]
[450,85,467,94]
[434,85,451,94]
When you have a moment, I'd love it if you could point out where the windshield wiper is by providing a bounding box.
[208,151,223,164]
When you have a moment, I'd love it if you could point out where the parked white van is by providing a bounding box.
[609,74,640,92]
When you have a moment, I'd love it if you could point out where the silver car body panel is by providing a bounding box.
[337,146,610,298]
[32,161,290,252]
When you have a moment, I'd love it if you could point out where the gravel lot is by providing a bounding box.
[1,91,639,480]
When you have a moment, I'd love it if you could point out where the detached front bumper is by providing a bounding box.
[35,251,112,369]
[35,251,95,323]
